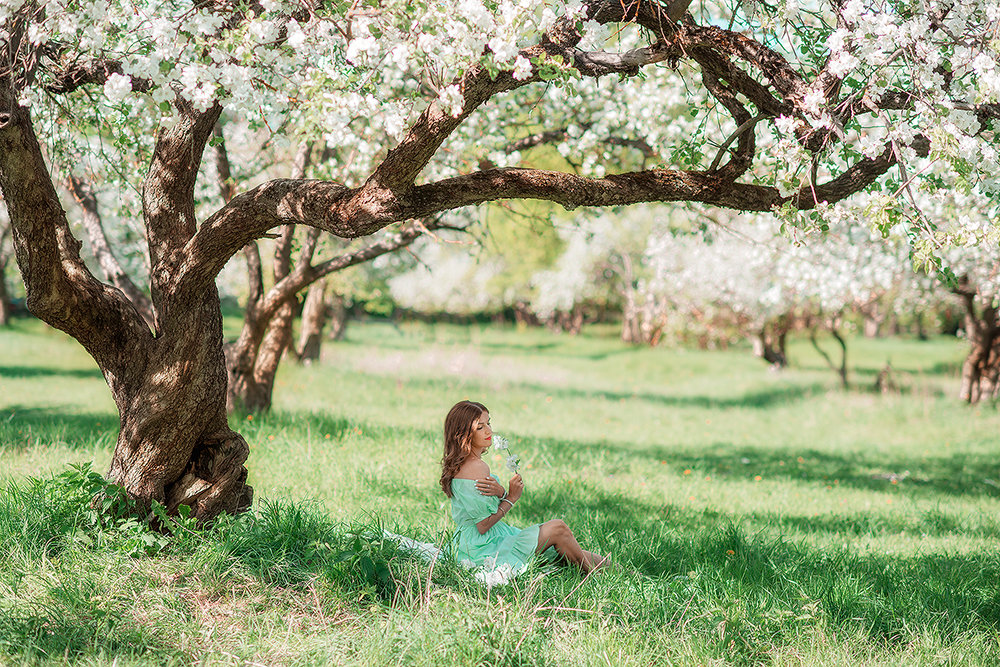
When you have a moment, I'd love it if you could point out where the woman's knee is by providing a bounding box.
[542,519,570,540]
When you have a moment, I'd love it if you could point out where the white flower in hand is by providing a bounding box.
[492,434,522,473]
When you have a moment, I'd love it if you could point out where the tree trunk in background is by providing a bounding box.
[327,292,349,342]
[860,297,885,338]
[0,218,11,325]
[809,319,849,389]
[224,230,299,414]
[752,317,789,367]
[956,280,1000,403]
[621,295,641,343]
[0,264,11,326]
[246,299,296,410]
[297,282,329,362]
[547,307,585,335]
[221,140,311,414]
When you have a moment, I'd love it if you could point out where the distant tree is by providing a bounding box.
[0,209,12,325]
[644,212,910,385]
[3,0,998,520]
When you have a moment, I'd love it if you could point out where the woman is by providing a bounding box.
[441,400,608,575]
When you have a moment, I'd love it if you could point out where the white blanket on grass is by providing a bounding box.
[381,530,525,587]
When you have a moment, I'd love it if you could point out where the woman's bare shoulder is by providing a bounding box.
[453,458,490,480]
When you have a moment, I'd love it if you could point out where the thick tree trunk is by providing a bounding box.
[1,78,252,521]
[108,288,253,518]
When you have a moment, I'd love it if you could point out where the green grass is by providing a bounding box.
[2,317,1000,665]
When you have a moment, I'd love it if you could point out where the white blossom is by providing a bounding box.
[103,73,132,103]
[438,84,465,117]
[512,55,532,81]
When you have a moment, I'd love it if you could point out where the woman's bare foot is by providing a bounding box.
[582,550,612,574]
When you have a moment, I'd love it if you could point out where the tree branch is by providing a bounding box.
[42,55,152,94]
[255,218,451,323]
[144,100,222,314]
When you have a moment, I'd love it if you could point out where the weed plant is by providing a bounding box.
[2,318,1000,665]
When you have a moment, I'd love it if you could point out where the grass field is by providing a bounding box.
[2,317,999,665]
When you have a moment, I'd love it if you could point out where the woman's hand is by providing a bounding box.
[475,477,505,497]
[507,474,524,503]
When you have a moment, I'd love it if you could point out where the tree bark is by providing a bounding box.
[326,292,349,343]
[956,280,1000,403]
[225,222,300,414]
[1,74,252,520]
[66,175,156,329]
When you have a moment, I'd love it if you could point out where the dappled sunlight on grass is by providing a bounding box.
[3,318,999,665]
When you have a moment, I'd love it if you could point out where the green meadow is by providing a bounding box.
[2,317,999,665]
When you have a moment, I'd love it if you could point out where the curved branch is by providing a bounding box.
[43,55,152,95]
[709,113,769,172]
[696,49,754,179]
[789,143,898,209]
[0,90,152,374]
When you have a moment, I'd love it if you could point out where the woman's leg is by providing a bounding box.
[536,519,598,573]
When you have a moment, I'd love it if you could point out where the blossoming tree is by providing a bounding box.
[2,0,998,520]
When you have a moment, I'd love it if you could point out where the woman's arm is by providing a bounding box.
[474,474,523,535]
[475,500,514,535]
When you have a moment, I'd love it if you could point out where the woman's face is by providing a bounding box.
[469,411,493,455]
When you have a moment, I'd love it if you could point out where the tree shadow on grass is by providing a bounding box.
[226,408,1000,655]
[396,376,830,411]
[0,611,181,665]
[240,410,356,442]
[536,381,830,410]
[0,364,103,380]
[478,339,643,362]
[0,406,117,453]
[518,483,1000,642]
[666,442,1000,501]
[560,435,1000,501]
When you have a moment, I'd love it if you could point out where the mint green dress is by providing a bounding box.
[449,476,545,570]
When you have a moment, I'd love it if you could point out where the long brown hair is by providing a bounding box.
[440,400,488,497]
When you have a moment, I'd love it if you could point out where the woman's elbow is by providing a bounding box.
[477,523,489,535]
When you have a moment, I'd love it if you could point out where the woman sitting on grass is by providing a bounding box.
[441,400,608,575]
